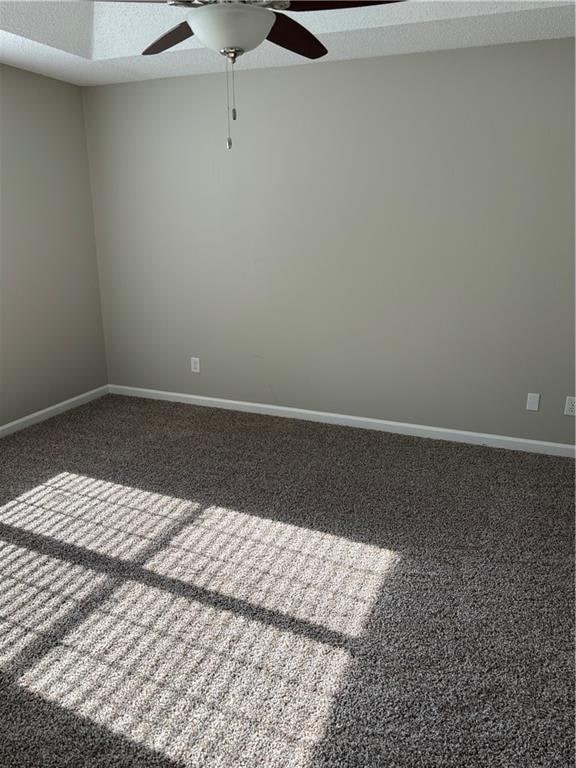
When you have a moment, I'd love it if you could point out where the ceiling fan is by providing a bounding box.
[96,0,403,147]
[97,0,402,60]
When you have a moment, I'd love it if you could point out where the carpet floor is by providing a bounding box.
[0,395,573,767]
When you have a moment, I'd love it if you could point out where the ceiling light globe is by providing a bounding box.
[190,4,275,55]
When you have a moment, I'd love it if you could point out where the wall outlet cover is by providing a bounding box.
[190,357,200,374]
[564,396,575,416]
[526,393,540,411]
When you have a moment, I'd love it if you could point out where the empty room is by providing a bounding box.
[0,1,574,766]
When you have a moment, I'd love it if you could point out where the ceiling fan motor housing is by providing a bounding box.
[190,4,275,55]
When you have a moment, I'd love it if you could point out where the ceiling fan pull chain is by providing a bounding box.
[231,59,237,121]
[225,56,232,149]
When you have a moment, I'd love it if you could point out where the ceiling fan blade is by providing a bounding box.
[286,1,402,10]
[267,12,327,59]
[142,22,194,56]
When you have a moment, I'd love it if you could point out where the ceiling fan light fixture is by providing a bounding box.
[189,4,275,56]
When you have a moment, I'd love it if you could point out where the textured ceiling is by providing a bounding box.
[0,1,574,85]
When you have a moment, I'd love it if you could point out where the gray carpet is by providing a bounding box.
[0,394,573,768]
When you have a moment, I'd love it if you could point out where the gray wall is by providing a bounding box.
[0,65,107,426]
[87,39,571,444]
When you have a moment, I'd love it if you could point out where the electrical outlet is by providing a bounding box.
[564,396,575,416]
[190,357,200,374]
[526,393,540,411]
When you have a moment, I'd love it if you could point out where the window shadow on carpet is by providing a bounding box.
[0,471,400,767]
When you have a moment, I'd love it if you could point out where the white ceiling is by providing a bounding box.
[0,1,574,86]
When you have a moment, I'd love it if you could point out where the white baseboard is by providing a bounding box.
[0,386,109,439]
[108,384,575,458]
[2,382,573,458]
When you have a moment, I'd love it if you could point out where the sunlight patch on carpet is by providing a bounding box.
[0,472,399,767]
